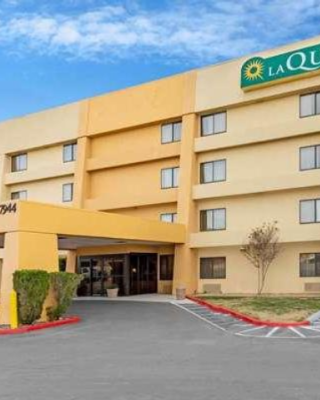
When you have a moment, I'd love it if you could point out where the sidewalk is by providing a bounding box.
[74,294,181,303]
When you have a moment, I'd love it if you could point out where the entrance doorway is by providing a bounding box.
[129,253,157,295]
[77,255,127,296]
[77,253,158,296]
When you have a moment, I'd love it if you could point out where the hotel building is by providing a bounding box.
[0,35,320,322]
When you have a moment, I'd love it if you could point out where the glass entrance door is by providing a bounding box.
[129,254,157,295]
[77,255,126,296]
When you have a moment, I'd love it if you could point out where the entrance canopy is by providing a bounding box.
[0,200,185,325]
[0,200,186,246]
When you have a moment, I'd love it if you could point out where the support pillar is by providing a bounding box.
[73,101,91,209]
[173,112,198,295]
[0,231,59,325]
[66,250,77,273]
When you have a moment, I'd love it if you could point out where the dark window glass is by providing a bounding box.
[201,112,226,136]
[300,253,320,277]
[160,213,177,223]
[160,255,174,280]
[200,159,226,183]
[300,199,320,223]
[300,93,320,118]
[200,209,226,231]
[300,145,320,171]
[62,183,74,202]
[63,143,77,162]
[11,154,27,172]
[200,257,226,279]
[11,190,27,200]
[161,167,179,189]
[161,122,182,143]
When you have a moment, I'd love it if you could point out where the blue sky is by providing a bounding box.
[0,0,320,121]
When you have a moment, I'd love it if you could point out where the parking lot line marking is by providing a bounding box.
[289,327,306,338]
[237,325,267,335]
[172,302,228,332]
[302,326,320,332]
[266,327,279,338]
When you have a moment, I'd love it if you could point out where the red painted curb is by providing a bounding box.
[186,296,310,327]
[0,316,81,335]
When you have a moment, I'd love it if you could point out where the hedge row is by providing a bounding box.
[13,270,82,325]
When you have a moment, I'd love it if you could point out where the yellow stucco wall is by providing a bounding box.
[86,73,193,135]
[87,157,180,210]
[0,103,80,205]
[2,201,185,244]
[7,176,75,206]
[198,242,320,295]
[109,203,177,221]
[88,124,181,170]
[194,133,320,200]
[192,188,320,248]
[0,103,80,153]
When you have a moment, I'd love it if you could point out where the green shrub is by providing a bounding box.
[47,272,82,321]
[13,270,50,325]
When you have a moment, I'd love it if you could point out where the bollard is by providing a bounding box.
[10,290,18,329]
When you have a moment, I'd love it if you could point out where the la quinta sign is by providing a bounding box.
[241,43,320,90]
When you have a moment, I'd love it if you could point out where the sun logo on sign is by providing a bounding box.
[244,59,264,81]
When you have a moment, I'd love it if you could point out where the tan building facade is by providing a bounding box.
[1,35,320,319]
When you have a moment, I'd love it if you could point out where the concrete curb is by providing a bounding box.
[0,316,81,335]
[187,296,310,328]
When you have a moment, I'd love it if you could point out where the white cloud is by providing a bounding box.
[0,1,319,64]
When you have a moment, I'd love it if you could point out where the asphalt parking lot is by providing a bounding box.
[0,301,320,400]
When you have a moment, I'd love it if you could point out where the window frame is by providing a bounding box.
[299,199,320,224]
[299,92,320,118]
[160,213,177,223]
[161,167,179,189]
[62,183,74,203]
[200,208,227,231]
[200,159,227,184]
[200,111,227,137]
[299,145,320,171]
[161,121,182,144]
[299,253,320,277]
[11,153,28,172]
[10,190,28,200]
[200,257,226,279]
[63,142,77,163]
[159,255,174,281]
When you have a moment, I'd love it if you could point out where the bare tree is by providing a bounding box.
[241,222,280,295]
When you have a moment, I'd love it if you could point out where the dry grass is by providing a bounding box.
[201,296,320,322]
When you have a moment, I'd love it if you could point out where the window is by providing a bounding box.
[11,190,27,200]
[201,112,227,136]
[200,257,226,279]
[300,253,320,277]
[300,145,320,170]
[160,213,177,223]
[200,208,226,231]
[161,122,182,143]
[200,159,226,183]
[160,255,174,280]
[300,92,320,117]
[300,199,320,224]
[62,183,74,202]
[63,143,77,163]
[11,153,27,172]
[161,167,179,189]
